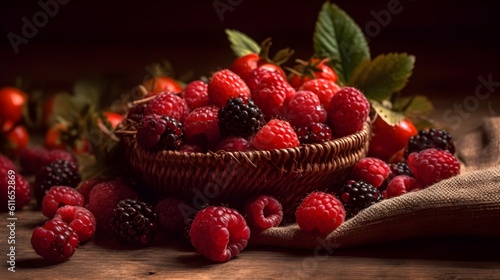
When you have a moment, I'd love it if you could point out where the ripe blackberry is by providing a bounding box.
[110,199,159,246]
[336,180,383,218]
[136,114,184,151]
[405,128,455,157]
[34,159,81,206]
[295,122,332,144]
[389,161,413,177]
[218,97,265,138]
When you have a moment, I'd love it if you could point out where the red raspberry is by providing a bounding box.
[183,106,221,150]
[87,180,138,231]
[180,144,204,153]
[53,205,96,242]
[31,219,79,263]
[296,191,345,234]
[251,119,299,150]
[127,103,148,123]
[283,90,327,128]
[295,122,332,144]
[385,175,421,198]
[327,87,370,137]
[0,154,17,171]
[182,80,210,109]
[0,169,31,211]
[407,148,461,187]
[299,79,340,111]
[251,71,296,118]
[42,186,84,218]
[19,146,49,174]
[144,92,190,122]
[208,69,251,107]
[215,137,252,152]
[77,177,106,206]
[244,67,273,91]
[190,206,250,262]
[243,195,283,230]
[350,157,391,188]
[41,149,76,168]
[136,114,184,151]
[155,197,195,236]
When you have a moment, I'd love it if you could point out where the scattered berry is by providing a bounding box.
[144,92,190,122]
[251,119,300,150]
[19,146,49,174]
[184,106,221,150]
[283,90,327,128]
[31,219,79,263]
[53,205,96,242]
[295,122,332,144]
[218,97,265,138]
[155,197,195,236]
[336,180,382,218]
[350,157,390,188]
[182,80,210,109]
[243,195,283,230]
[136,114,184,151]
[327,87,370,137]
[190,206,250,262]
[208,69,251,107]
[405,128,456,158]
[42,186,84,218]
[295,191,345,234]
[215,137,252,152]
[407,148,460,187]
[77,177,106,206]
[0,169,31,211]
[385,175,420,198]
[34,159,81,206]
[110,199,159,246]
[299,78,340,110]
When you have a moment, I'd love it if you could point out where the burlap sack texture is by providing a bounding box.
[250,117,500,249]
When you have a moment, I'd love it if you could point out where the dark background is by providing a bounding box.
[1,0,499,122]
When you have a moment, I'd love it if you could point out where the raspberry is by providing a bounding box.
[0,169,31,211]
[87,180,138,232]
[136,114,184,151]
[385,175,421,198]
[110,199,159,246]
[251,119,300,150]
[218,97,265,138]
[208,69,251,107]
[336,180,383,218]
[350,157,390,188]
[53,205,96,242]
[244,67,273,91]
[299,79,340,111]
[295,122,332,144]
[190,206,250,262]
[42,186,85,218]
[144,92,190,122]
[215,137,252,152]
[182,80,210,109]
[127,103,148,123]
[34,159,81,206]
[405,128,455,158]
[77,177,106,206]
[283,91,327,128]
[0,154,17,171]
[19,146,49,174]
[243,195,283,230]
[40,149,76,168]
[184,106,221,150]
[31,219,79,263]
[295,191,345,234]
[180,144,204,153]
[251,70,296,118]
[155,197,195,236]
[327,87,370,137]
[407,148,460,187]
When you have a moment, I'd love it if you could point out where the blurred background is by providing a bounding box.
[1,0,499,132]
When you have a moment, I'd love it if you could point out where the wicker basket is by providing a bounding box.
[119,119,371,220]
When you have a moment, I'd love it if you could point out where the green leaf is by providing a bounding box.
[370,100,405,126]
[313,2,370,84]
[393,95,434,116]
[225,29,261,57]
[350,53,415,102]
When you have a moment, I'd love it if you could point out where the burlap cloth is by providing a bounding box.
[250,117,500,249]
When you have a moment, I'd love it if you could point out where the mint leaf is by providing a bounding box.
[313,2,370,85]
[225,29,261,57]
[350,53,415,102]
[370,99,405,126]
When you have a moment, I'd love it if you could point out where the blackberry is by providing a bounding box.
[34,159,81,206]
[136,114,184,151]
[218,97,265,138]
[295,122,332,144]
[380,162,413,191]
[110,198,159,246]
[335,180,383,218]
[405,128,455,158]
[127,103,147,122]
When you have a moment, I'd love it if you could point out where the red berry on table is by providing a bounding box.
[296,191,345,235]
[182,80,210,109]
[299,78,340,111]
[251,70,296,118]
[190,206,250,262]
[184,106,221,150]
[407,148,460,187]
[53,205,96,242]
[31,219,79,263]
[207,69,251,107]
[283,90,327,128]
[136,114,184,151]
[251,119,299,151]
[327,87,370,138]
[295,122,332,144]
[144,92,190,122]
[350,157,391,188]
[218,97,265,138]
[336,180,383,218]
[0,167,31,211]
[155,197,195,236]
[143,76,183,95]
[215,137,252,152]
[42,186,85,218]
[368,117,418,162]
[110,199,159,246]
[34,159,81,206]
[385,175,420,198]
[77,177,106,206]
[243,195,283,230]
